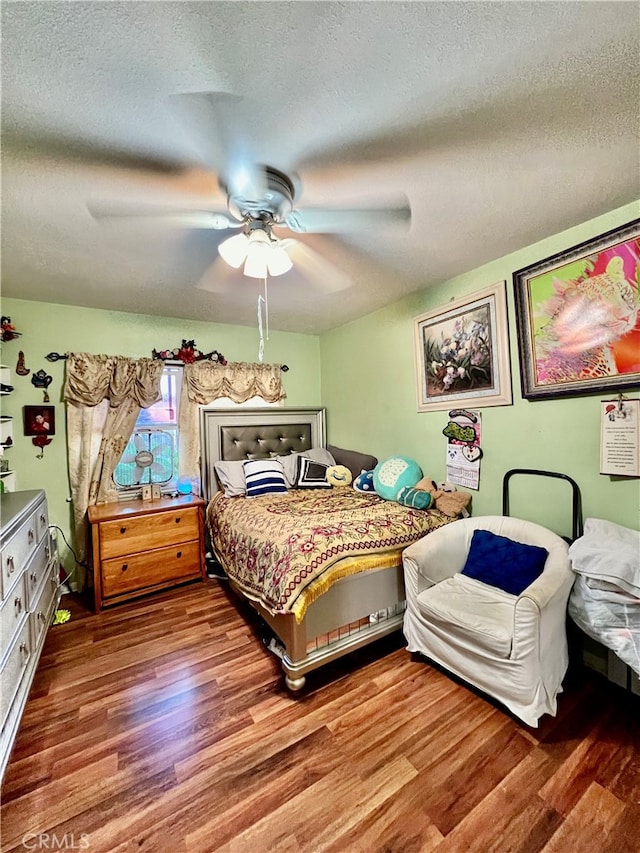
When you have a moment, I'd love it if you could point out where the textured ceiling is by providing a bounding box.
[2,1,639,334]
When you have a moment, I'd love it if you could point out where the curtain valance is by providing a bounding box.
[178,361,286,481]
[182,361,286,405]
[63,352,164,408]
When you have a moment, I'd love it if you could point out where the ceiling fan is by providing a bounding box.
[86,92,412,289]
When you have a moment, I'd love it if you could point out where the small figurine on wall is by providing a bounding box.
[23,405,55,459]
[31,368,53,402]
[1,316,21,342]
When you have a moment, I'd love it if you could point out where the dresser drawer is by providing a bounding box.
[35,503,49,545]
[24,537,51,610]
[0,574,28,664]
[102,539,202,598]
[99,507,200,560]
[30,567,58,651]
[1,513,38,599]
[0,619,31,733]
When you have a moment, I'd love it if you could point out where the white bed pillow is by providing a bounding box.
[214,460,247,497]
[243,459,288,497]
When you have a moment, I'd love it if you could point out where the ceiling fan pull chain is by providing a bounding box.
[257,294,265,363]
[264,275,269,343]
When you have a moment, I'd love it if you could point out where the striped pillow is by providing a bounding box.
[243,459,288,497]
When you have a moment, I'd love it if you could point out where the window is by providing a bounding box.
[114,365,181,492]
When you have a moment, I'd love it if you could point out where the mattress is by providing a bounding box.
[206,487,452,621]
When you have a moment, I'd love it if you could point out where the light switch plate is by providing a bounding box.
[141,485,152,501]
[151,484,162,500]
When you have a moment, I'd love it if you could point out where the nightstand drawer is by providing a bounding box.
[99,507,200,559]
[101,539,201,597]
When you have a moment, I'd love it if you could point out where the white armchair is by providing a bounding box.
[403,515,574,727]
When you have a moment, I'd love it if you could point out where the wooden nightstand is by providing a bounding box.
[88,495,206,611]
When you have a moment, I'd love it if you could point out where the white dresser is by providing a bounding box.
[1,490,60,781]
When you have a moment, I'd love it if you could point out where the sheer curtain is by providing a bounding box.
[64,353,164,584]
[178,361,286,481]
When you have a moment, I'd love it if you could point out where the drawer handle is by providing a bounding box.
[28,528,35,543]
[120,526,127,534]
[176,551,182,558]
[121,563,128,572]
[30,571,37,584]
[175,517,182,523]
[37,612,45,623]
[40,513,46,526]
[50,575,58,589]
[46,545,51,559]
[14,596,22,615]
[19,642,29,660]
[7,555,15,574]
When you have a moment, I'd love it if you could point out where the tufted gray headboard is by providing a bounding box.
[199,407,326,500]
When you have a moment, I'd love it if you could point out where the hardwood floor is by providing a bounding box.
[1,579,638,853]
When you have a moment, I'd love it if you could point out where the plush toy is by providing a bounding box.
[353,469,375,493]
[414,476,471,517]
[326,464,353,487]
[373,456,423,501]
[395,485,433,510]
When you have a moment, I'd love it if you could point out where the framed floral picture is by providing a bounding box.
[513,219,640,400]
[414,282,512,412]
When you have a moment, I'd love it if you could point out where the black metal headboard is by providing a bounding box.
[199,407,326,499]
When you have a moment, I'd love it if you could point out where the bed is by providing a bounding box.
[200,407,455,690]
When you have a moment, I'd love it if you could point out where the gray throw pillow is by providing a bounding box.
[327,445,378,480]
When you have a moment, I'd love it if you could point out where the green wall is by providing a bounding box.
[0,299,321,574]
[2,199,638,583]
[320,201,640,536]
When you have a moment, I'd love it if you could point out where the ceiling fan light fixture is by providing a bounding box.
[218,232,249,268]
[267,245,293,276]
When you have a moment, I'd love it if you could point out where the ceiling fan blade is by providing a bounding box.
[284,202,411,234]
[87,201,240,230]
[279,239,352,292]
[169,91,267,199]
[2,127,182,174]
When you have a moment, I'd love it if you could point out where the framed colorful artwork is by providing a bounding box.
[414,281,512,412]
[513,219,640,400]
[23,405,55,436]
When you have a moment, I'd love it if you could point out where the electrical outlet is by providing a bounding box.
[151,484,162,500]
[141,485,152,501]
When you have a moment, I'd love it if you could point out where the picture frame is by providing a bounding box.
[23,405,56,437]
[414,281,512,412]
[513,219,640,400]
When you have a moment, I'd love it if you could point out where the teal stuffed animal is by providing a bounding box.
[373,456,423,501]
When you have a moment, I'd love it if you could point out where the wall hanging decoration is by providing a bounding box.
[513,218,640,400]
[15,351,30,376]
[23,405,55,459]
[443,408,482,490]
[31,368,53,401]
[414,281,513,412]
[152,340,228,365]
[0,316,21,342]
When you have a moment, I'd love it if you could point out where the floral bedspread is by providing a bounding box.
[206,488,452,617]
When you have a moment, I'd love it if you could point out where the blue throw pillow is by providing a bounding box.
[461,529,549,596]
[243,459,288,497]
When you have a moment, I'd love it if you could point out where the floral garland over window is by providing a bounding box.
[152,340,227,365]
